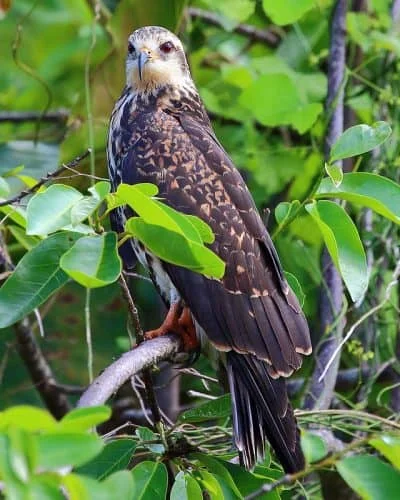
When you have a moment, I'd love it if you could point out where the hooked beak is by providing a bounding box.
[137,51,149,81]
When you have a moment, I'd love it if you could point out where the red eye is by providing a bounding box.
[159,41,174,54]
[128,42,135,55]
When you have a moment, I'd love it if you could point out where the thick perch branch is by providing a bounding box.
[304,0,346,410]
[77,334,182,408]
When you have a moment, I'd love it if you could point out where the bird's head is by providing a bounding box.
[126,26,192,92]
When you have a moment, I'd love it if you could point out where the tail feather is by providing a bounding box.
[227,351,305,473]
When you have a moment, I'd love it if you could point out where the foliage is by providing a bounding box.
[1,0,400,499]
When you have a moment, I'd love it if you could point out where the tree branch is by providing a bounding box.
[0,109,69,124]
[0,149,91,207]
[77,334,182,408]
[14,319,71,419]
[186,7,281,47]
[304,0,347,411]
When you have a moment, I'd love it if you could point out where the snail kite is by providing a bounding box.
[107,25,312,472]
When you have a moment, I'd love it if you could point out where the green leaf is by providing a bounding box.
[8,225,40,251]
[70,182,111,226]
[56,406,111,433]
[0,406,56,432]
[26,184,83,236]
[195,470,225,500]
[191,454,241,498]
[370,435,400,469]
[60,233,121,288]
[329,121,392,163]
[28,474,64,500]
[305,201,368,302]
[126,218,225,278]
[0,176,10,197]
[239,74,300,127]
[262,0,315,25]
[36,433,104,469]
[170,472,203,500]
[222,461,280,500]
[135,427,165,454]
[0,232,79,328]
[0,434,28,499]
[274,200,300,225]
[317,173,400,224]
[185,215,215,244]
[152,200,203,244]
[285,272,305,308]
[301,431,327,463]
[101,471,134,498]
[62,473,102,500]
[336,455,400,500]
[179,394,231,422]
[8,428,35,483]
[325,162,343,188]
[0,205,27,228]
[76,438,136,480]
[131,461,168,500]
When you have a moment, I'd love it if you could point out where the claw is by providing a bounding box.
[144,302,199,352]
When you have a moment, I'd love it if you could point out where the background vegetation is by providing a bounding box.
[0,0,399,498]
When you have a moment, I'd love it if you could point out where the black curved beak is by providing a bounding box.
[138,52,149,81]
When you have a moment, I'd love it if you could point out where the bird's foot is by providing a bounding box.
[144,302,199,352]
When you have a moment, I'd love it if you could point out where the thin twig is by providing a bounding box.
[0,149,91,207]
[77,334,182,407]
[186,7,281,47]
[0,110,69,123]
[85,288,93,383]
[245,436,370,499]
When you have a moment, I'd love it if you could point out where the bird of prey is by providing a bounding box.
[107,25,312,472]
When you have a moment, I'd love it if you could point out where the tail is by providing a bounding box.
[227,351,305,473]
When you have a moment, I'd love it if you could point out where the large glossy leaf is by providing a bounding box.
[305,201,368,302]
[329,122,392,163]
[36,433,104,469]
[76,439,137,480]
[60,233,121,288]
[369,435,400,469]
[222,461,280,500]
[179,394,231,422]
[336,455,400,500]
[239,74,300,127]
[262,0,315,25]
[70,181,111,226]
[191,454,241,498]
[0,232,79,329]
[126,218,225,278]
[317,173,400,224]
[26,184,83,236]
[170,472,202,500]
[56,406,111,433]
[131,461,168,500]
[301,431,327,463]
[0,406,56,432]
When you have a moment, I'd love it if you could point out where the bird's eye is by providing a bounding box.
[159,41,174,54]
[128,42,136,56]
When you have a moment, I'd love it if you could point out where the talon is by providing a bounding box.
[144,302,199,352]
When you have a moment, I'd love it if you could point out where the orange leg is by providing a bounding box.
[145,302,199,351]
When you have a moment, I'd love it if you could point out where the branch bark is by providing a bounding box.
[304,0,347,410]
[14,319,71,419]
[0,109,69,124]
[77,334,182,408]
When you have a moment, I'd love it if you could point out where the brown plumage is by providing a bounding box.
[107,26,312,472]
